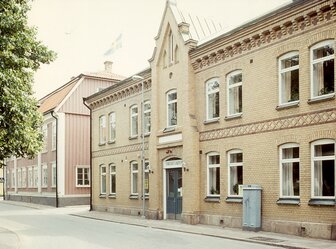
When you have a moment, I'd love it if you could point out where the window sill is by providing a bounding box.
[98,142,106,146]
[204,196,220,203]
[308,93,335,104]
[276,198,300,205]
[163,127,176,133]
[76,185,90,188]
[99,194,106,198]
[225,113,242,120]
[128,136,138,140]
[141,195,149,200]
[308,198,335,206]
[276,101,299,110]
[108,140,116,144]
[144,133,151,137]
[204,118,220,125]
[108,194,116,199]
[51,148,56,152]
[226,196,243,203]
[129,194,139,200]
[41,150,48,154]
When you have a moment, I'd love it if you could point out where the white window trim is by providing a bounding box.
[99,115,106,144]
[144,100,151,135]
[76,165,90,188]
[42,164,48,188]
[311,139,335,199]
[109,112,116,142]
[51,162,56,187]
[109,163,116,195]
[166,89,177,128]
[279,143,300,198]
[227,70,243,117]
[207,152,220,197]
[130,105,138,137]
[130,161,138,195]
[310,40,335,100]
[51,121,56,151]
[206,78,220,121]
[227,149,243,197]
[100,164,106,195]
[278,52,300,106]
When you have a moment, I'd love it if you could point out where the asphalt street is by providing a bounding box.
[0,201,280,249]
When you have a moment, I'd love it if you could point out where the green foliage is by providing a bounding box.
[0,0,56,161]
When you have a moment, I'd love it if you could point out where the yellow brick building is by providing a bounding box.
[84,0,336,240]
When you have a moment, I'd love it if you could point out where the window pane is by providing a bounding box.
[209,155,220,165]
[111,175,116,194]
[168,92,177,101]
[102,175,106,193]
[229,85,242,114]
[209,167,220,195]
[313,44,334,60]
[132,173,138,193]
[230,153,243,163]
[144,112,151,133]
[168,102,177,126]
[314,143,335,157]
[282,147,299,159]
[281,55,299,69]
[313,59,334,96]
[208,92,219,119]
[282,162,300,196]
[207,80,219,92]
[314,160,335,196]
[230,166,243,195]
[144,102,151,111]
[281,69,299,102]
[229,73,242,85]
[132,163,138,171]
[132,107,138,114]
[145,172,149,194]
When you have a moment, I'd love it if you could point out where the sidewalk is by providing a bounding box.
[72,210,336,249]
[2,200,335,249]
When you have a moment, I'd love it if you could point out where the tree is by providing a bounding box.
[0,0,56,163]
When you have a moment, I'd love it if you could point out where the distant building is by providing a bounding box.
[85,0,336,240]
[5,62,125,207]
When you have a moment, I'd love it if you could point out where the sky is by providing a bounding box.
[28,0,291,99]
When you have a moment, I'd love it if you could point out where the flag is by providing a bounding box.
[104,33,122,56]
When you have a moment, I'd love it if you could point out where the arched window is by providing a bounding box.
[99,115,106,144]
[130,105,138,137]
[100,164,106,195]
[279,52,299,105]
[144,100,151,134]
[279,143,300,197]
[205,78,220,120]
[311,139,335,198]
[166,90,177,127]
[207,152,220,196]
[109,112,116,142]
[228,149,243,196]
[109,163,116,195]
[227,70,242,116]
[130,161,138,195]
[311,40,335,98]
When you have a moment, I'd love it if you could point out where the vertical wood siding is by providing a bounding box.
[64,113,90,195]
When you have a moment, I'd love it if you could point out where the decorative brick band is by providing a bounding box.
[93,142,149,158]
[199,109,336,141]
[191,0,336,72]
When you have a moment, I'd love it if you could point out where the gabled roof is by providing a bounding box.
[84,71,126,81]
[38,77,79,114]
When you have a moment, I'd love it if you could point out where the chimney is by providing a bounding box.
[104,61,113,72]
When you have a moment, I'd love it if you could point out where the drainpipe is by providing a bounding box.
[83,98,93,211]
[51,111,59,208]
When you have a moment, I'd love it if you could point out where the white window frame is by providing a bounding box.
[51,162,56,187]
[144,160,149,196]
[99,115,106,144]
[109,163,116,195]
[22,168,26,188]
[206,78,220,121]
[169,30,174,63]
[278,52,300,106]
[76,165,90,187]
[207,152,220,197]
[33,166,38,188]
[130,105,138,137]
[144,101,151,135]
[130,161,138,195]
[166,89,177,128]
[42,164,48,188]
[28,167,33,188]
[310,40,335,99]
[17,168,22,188]
[51,121,56,151]
[228,149,243,197]
[311,139,335,199]
[100,164,106,195]
[42,124,48,152]
[279,143,300,198]
[227,70,243,117]
[108,112,116,142]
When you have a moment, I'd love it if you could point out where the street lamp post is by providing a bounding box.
[132,75,145,218]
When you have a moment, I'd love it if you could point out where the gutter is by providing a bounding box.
[50,111,59,208]
[82,98,93,211]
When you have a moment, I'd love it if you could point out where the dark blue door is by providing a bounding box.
[166,168,182,219]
